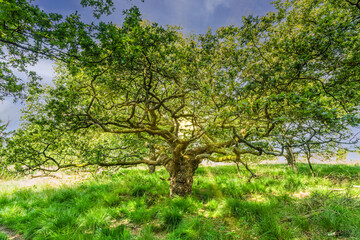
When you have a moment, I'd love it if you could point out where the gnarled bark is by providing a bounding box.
[165,156,200,197]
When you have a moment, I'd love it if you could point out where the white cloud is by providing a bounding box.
[0,59,56,131]
[204,0,230,14]
[0,99,23,131]
[28,59,56,86]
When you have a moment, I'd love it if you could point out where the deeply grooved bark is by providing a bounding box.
[166,157,199,197]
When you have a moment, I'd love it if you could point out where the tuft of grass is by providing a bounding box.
[94,224,132,239]
[131,185,149,197]
[168,216,233,240]
[78,207,112,230]
[283,176,303,192]
[169,196,198,213]
[161,207,183,229]
[129,204,158,224]
[137,226,157,240]
[0,233,8,240]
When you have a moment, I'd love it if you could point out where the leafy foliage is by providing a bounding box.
[2,0,360,195]
[0,0,131,100]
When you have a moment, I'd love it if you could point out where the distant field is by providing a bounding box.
[0,164,360,239]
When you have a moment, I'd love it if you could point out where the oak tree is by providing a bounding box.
[3,0,360,196]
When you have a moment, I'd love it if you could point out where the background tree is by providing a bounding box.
[232,0,360,167]
[276,120,356,173]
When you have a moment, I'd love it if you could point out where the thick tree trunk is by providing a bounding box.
[165,157,200,197]
[148,165,156,174]
[285,146,297,172]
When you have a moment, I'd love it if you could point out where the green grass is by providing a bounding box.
[0,163,359,239]
[0,232,9,240]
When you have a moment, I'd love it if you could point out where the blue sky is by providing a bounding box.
[0,0,275,130]
[34,0,275,33]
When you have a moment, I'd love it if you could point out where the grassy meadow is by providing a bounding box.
[0,163,360,239]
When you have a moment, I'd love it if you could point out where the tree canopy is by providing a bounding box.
[0,0,115,100]
[0,0,136,134]
[2,0,360,196]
